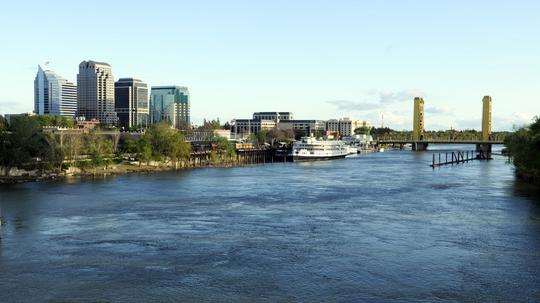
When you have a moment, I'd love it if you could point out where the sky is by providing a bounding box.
[0,0,539,130]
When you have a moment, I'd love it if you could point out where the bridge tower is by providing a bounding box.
[413,97,425,141]
[412,97,427,150]
[481,95,492,141]
[476,95,493,158]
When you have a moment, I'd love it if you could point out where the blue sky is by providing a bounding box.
[0,0,538,130]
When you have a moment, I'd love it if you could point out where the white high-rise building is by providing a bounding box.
[77,60,118,126]
[34,65,77,117]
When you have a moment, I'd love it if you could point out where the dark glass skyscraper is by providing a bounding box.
[115,78,149,129]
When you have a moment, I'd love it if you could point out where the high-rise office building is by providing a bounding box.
[150,86,190,128]
[77,60,118,126]
[34,65,77,117]
[115,78,149,129]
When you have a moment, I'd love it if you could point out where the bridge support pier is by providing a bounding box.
[476,144,492,159]
[412,141,429,151]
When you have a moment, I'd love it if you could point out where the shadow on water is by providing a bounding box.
[512,178,540,204]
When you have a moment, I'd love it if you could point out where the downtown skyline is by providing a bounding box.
[1,1,539,130]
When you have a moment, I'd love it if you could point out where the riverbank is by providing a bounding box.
[503,117,540,186]
[0,149,273,184]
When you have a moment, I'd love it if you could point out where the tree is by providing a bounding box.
[137,138,152,166]
[169,131,191,168]
[0,115,46,176]
[211,135,236,158]
[32,114,75,128]
[64,133,83,166]
[119,137,139,154]
[267,127,295,146]
[199,118,222,130]
[42,132,66,172]
[354,126,371,135]
[85,132,114,171]
[143,122,191,167]
[0,115,6,130]
[504,117,540,183]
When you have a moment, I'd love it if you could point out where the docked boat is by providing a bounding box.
[291,136,348,161]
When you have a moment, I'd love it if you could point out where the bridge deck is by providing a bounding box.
[377,140,504,144]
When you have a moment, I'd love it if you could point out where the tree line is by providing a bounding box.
[504,117,540,184]
[0,115,237,175]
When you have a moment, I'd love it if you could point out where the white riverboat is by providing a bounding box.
[292,136,348,161]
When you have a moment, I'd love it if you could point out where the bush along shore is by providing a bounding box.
[504,117,540,185]
[0,115,271,183]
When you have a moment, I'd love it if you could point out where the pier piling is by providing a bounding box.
[430,150,485,168]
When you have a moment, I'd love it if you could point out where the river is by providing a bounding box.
[1,146,539,302]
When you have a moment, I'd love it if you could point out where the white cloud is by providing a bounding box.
[379,90,425,104]
[326,100,380,111]
[425,106,454,115]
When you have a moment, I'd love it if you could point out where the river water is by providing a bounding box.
[1,146,539,302]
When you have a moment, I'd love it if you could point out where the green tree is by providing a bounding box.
[42,132,66,172]
[354,126,371,135]
[169,131,191,168]
[119,137,139,154]
[211,135,236,158]
[143,122,191,166]
[0,115,46,175]
[504,117,540,183]
[199,118,221,130]
[85,132,114,171]
[137,138,152,166]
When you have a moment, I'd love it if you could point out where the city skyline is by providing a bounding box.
[1,1,539,130]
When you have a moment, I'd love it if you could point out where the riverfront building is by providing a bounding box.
[149,86,190,128]
[77,60,118,126]
[232,118,277,134]
[277,119,326,133]
[114,78,149,129]
[252,112,294,122]
[326,118,368,137]
[231,112,331,136]
[34,65,77,117]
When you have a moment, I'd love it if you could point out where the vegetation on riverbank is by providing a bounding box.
[0,115,238,180]
[504,117,540,185]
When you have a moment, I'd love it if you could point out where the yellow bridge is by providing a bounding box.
[377,95,500,158]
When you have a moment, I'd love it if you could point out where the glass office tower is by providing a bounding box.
[34,65,77,117]
[115,78,149,129]
[150,86,190,128]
